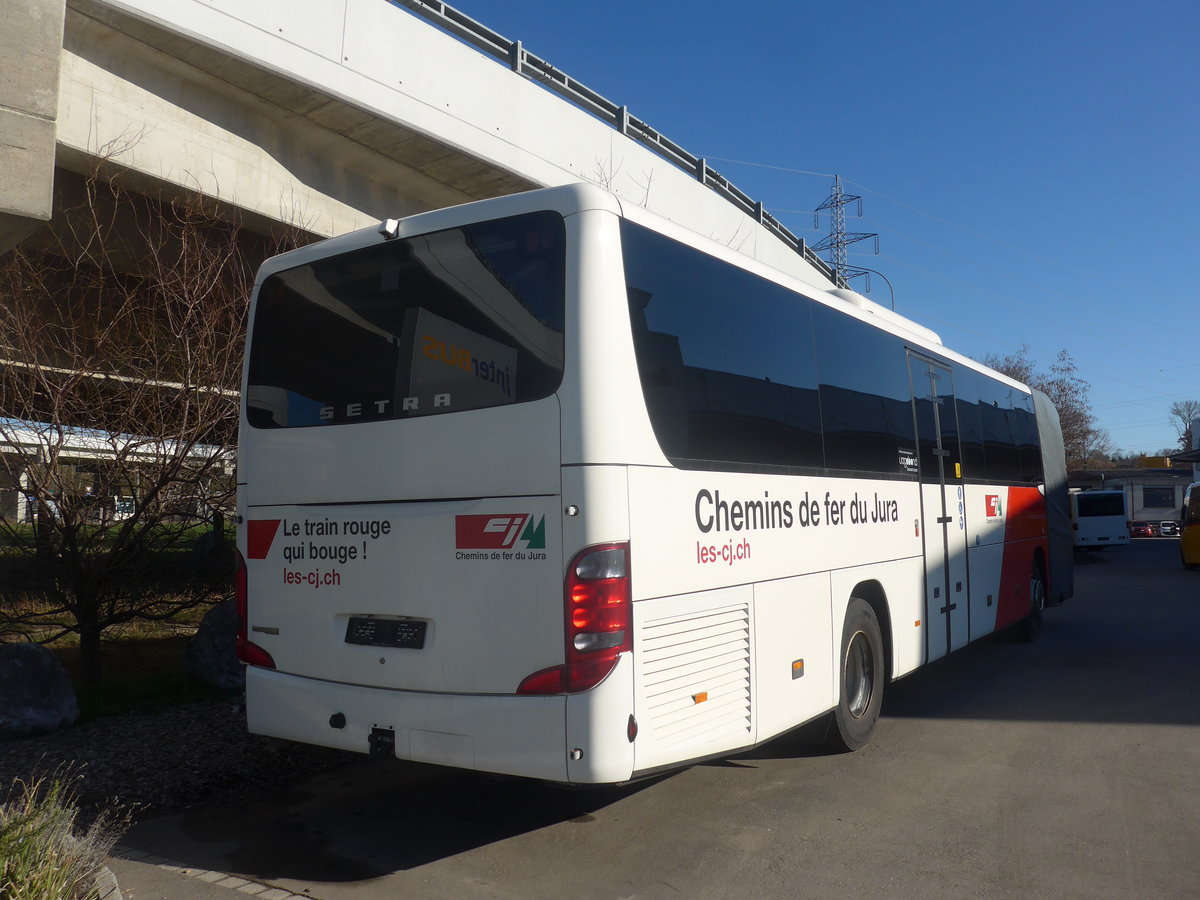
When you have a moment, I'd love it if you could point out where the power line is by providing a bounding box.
[702,156,835,180]
[714,155,1167,298]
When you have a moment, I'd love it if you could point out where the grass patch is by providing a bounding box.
[2,603,210,647]
[52,634,235,719]
[0,773,127,899]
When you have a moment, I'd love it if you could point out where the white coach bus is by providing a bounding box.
[236,184,1072,784]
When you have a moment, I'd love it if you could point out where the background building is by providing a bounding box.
[1070,465,1193,524]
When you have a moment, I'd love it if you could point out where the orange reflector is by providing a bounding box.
[791,659,804,680]
[692,692,708,704]
[914,619,921,627]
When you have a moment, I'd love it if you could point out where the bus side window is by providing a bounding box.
[628,286,690,457]
[1186,489,1200,525]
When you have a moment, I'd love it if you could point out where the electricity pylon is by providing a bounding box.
[813,175,878,287]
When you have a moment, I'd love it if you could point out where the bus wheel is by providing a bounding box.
[826,597,884,752]
[1017,560,1046,642]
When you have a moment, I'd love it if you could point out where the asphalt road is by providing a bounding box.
[109,539,1200,899]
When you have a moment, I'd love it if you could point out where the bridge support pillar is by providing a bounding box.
[0,0,65,254]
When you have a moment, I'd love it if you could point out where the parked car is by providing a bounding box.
[1159,520,1179,537]
[1130,521,1155,538]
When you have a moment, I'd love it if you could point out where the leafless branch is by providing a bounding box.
[0,161,312,681]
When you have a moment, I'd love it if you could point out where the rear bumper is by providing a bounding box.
[245,665,568,781]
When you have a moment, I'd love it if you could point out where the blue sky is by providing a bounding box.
[451,0,1198,455]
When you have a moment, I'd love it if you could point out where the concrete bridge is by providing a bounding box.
[1,0,838,291]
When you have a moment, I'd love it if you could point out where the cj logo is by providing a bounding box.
[455,514,546,550]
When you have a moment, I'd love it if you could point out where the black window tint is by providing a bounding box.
[622,221,822,471]
[619,218,1042,485]
[938,370,963,482]
[247,211,565,428]
[813,305,916,476]
[1076,492,1125,517]
[909,357,963,483]
[1013,392,1043,483]
[955,370,987,481]
[978,381,1022,483]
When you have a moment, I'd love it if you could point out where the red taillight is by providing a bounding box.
[516,664,566,694]
[517,542,631,694]
[234,549,276,669]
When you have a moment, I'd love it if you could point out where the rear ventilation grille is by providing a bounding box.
[640,602,751,748]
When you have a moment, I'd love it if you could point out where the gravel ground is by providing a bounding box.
[0,697,357,822]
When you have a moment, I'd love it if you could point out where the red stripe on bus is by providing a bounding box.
[995,487,1049,628]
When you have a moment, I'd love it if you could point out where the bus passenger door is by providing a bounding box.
[908,355,969,663]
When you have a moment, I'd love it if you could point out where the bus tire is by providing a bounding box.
[1016,559,1046,642]
[826,597,884,752]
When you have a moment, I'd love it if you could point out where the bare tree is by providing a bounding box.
[0,165,307,682]
[1169,400,1200,452]
[984,344,1112,470]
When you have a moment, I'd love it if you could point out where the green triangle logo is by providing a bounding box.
[520,515,546,549]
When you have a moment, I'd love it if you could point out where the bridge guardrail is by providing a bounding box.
[394,0,841,286]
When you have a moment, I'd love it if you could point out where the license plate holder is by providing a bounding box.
[345,617,427,649]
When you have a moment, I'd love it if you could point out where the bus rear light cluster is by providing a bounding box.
[235,549,277,669]
[518,542,631,694]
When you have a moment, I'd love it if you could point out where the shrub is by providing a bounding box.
[0,774,126,899]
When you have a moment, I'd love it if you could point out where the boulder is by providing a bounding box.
[0,642,79,739]
[184,599,244,691]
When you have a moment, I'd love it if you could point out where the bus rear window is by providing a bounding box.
[246,211,565,428]
[1076,492,1126,518]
